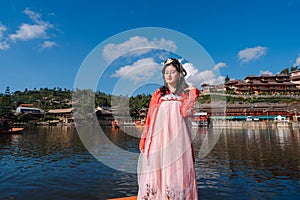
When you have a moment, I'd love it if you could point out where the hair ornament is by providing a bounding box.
[178,58,184,63]
[164,58,174,65]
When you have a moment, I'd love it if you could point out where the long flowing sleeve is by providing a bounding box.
[180,88,200,118]
[139,90,161,151]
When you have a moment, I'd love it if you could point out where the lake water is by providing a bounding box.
[0,125,299,200]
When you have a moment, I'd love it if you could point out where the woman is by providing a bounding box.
[137,58,199,199]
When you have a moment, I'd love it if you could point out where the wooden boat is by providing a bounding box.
[0,118,25,135]
[9,127,25,133]
[0,127,25,135]
[107,196,137,200]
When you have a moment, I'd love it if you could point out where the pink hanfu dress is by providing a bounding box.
[137,89,199,200]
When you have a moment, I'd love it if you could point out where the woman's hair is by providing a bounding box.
[160,57,189,95]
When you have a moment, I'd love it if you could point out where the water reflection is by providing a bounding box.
[75,125,141,174]
[194,127,300,200]
[0,126,299,200]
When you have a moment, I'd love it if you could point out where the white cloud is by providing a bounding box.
[0,23,9,50]
[9,8,54,42]
[10,24,47,41]
[111,57,161,82]
[0,23,7,38]
[0,8,58,51]
[24,7,42,24]
[183,63,224,87]
[260,70,273,75]
[0,41,9,50]
[41,41,56,49]
[102,36,177,63]
[213,62,226,71]
[183,63,199,79]
[295,54,300,66]
[238,46,268,63]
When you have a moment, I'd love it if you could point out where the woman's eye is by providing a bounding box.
[165,70,176,75]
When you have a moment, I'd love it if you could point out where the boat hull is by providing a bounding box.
[0,127,25,135]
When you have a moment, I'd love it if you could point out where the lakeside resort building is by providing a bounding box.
[199,73,300,122]
[224,73,300,95]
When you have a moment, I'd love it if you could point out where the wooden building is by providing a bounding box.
[291,69,300,88]
[228,74,300,95]
[47,108,74,124]
[195,102,294,121]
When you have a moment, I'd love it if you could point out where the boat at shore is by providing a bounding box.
[0,118,25,134]
[4,127,25,134]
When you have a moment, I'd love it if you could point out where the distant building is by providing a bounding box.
[47,108,74,124]
[224,80,244,92]
[18,104,34,107]
[196,102,294,121]
[224,74,300,94]
[201,83,225,94]
[16,106,44,114]
[15,106,45,120]
[290,69,300,88]
[95,106,113,121]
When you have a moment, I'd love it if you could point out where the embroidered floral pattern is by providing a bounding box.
[141,184,188,200]
[166,185,186,200]
[142,184,157,200]
[160,94,182,102]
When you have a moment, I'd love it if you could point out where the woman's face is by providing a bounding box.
[164,65,180,86]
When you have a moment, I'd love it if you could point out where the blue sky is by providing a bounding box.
[1,0,300,95]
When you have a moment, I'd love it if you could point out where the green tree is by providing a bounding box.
[225,75,230,82]
[129,94,151,110]
[0,86,13,118]
[280,66,298,75]
[280,67,289,75]
[290,66,298,72]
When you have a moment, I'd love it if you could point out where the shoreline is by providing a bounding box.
[210,120,300,129]
[12,120,300,130]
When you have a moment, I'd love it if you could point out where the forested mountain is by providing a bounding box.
[0,87,152,118]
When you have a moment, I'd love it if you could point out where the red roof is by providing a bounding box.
[19,104,34,107]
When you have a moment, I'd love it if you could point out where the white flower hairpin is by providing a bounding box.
[164,58,173,65]
[178,58,184,63]
[163,58,185,65]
